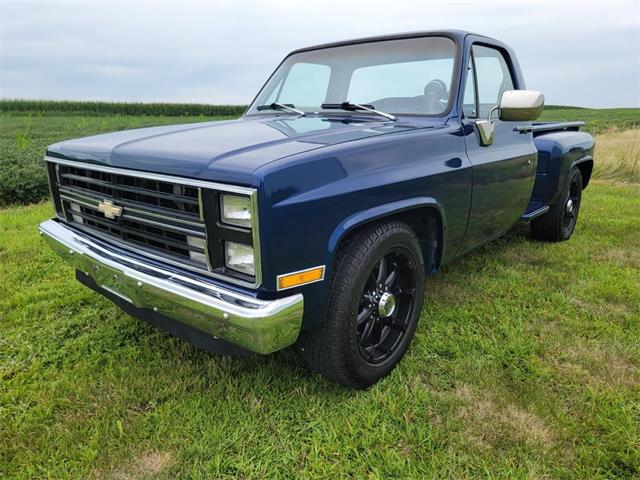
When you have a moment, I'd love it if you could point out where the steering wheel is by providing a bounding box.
[424,79,448,113]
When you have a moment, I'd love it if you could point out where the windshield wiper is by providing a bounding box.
[256,102,306,116]
[321,102,396,121]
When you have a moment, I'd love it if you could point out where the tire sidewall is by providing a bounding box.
[560,168,583,240]
[334,225,425,386]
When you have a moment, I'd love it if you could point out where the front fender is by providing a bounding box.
[254,121,471,330]
[328,196,445,255]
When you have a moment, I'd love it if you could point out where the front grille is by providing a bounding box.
[55,164,209,271]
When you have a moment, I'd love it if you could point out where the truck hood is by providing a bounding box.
[47,115,417,185]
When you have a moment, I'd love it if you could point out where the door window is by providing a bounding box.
[467,45,515,118]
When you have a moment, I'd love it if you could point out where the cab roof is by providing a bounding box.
[290,30,497,55]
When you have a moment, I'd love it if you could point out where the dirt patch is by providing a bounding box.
[98,450,175,479]
[595,246,640,269]
[454,384,554,451]
[555,343,639,390]
[569,296,634,319]
[428,277,480,306]
[136,451,174,476]
[501,247,550,267]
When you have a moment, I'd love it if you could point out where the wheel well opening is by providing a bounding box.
[576,160,593,188]
[335,207,443,275]
[397,207,443,274]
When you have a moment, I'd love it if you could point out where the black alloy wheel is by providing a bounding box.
[531,167,583,242]
[297,220,426,388]
[356,250,417,365]
[562,175,582,236]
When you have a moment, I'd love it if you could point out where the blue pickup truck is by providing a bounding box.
[40,30,594,388]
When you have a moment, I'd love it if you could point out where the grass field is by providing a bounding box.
[0,100,246,117]
[1,105,639,206]
[2,183,638,479]
[1,103,639,478]
[0,114,234,205]
[539,107,639,134]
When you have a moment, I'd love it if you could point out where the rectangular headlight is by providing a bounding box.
[224,241,255,276]
[220,194,252,228]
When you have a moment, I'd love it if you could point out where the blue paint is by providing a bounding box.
[46,30,594,331]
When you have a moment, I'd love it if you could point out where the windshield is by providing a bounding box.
[247,36,457,117]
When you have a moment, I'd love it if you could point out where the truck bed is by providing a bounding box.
[516,121,585,137]
[522,122,595,220]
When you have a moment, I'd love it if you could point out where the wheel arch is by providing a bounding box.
[328,197,445,276]
[572,156,593,189]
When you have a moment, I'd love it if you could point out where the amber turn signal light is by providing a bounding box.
[277,266,325,291]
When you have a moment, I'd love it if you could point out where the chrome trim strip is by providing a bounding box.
[45,156,256,195]
[197,188,205,222]
[249,191,262,288]
[62,224,211,277]
[276,265,326,291]
[121,206,204,230]
[39,220,302,354]
[196,188,214,272]
[521,205,550,221]
[55,162,72,222]
[514,121,585,133]
[101,284,133,303]
[59,192,95,210]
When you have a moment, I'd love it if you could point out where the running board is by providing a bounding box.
[521,205,550,221]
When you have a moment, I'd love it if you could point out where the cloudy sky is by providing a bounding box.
[1,0,639,108]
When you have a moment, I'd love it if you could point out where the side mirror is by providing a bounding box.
[499,90,544,121]
[475,89,545,146]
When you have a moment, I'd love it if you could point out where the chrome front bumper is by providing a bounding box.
[38,220,303,354]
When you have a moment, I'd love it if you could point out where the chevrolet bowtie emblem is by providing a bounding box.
[98,200,123,219]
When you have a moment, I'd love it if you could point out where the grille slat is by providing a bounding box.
[57,164,209,271]
[71,209,206,254]
[60,192,206,237]
[59,187,204,229]
[60,172,201,206]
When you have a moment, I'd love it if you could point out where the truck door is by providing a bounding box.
[460,44,537,251]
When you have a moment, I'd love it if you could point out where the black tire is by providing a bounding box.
[298,220,426,388]
[531,168,583,242]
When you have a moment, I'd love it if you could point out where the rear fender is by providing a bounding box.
[531,131,594,207]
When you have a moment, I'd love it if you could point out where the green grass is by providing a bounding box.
[1,182,638,479]
[0,100,246,117]
[539,107,640,134]
[0,114,235,206]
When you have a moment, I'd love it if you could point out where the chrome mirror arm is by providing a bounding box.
[488,105,500,122]
[474,103,499,147]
